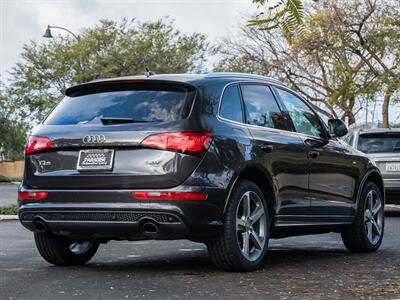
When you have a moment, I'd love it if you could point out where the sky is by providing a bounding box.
[0,0,398,124]
[0,0,256,81]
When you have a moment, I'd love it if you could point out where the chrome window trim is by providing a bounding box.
[216,80,295,136]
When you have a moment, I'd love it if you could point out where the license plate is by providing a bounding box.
[386,162,400,172]
[77,149,114,171]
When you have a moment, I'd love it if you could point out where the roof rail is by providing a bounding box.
[205,72,283,84]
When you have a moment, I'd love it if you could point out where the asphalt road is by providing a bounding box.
[0,184,18,206]
[1,216,400,300]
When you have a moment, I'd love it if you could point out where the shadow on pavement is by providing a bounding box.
[71,247,364,274]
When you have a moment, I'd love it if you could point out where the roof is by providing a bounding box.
[87,72,283,85]
[66,72,285,96]
[358,128,400,134]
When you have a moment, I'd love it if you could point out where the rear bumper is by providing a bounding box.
[383,179,400,204]
[385,188,400,204]
[18,188,225,241]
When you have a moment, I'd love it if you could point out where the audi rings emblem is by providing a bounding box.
[82,134,106,144]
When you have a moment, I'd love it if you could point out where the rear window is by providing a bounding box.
[358,133,400,153]
[44,84,195,125]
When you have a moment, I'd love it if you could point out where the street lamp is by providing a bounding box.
[43,25,79,40]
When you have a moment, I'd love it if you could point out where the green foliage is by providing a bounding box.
[0,176,21,183]
[217,0,400,125]
[7,19,208,123]
[0,88,27,161]
[249,0,306,42]
[0,114,27,161]
[0,204,18,215]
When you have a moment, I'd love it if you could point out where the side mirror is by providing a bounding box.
[328,119,348,138]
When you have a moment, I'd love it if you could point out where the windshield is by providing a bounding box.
[44,86,195,125]
[357,133,400,154]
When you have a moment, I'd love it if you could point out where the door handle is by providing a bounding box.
[260,144,274,153]
[308,150,319,159]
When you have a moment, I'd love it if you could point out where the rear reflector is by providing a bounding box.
[132,191,207,201]
[18,191,48,200]
[140,132,212,155]
[25,136,53,156]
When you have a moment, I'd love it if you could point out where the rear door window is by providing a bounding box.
[219,84,243,123]
[44,84,195,125]
[240,84,286,130]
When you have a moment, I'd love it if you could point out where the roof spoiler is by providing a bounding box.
[65,79,196,97]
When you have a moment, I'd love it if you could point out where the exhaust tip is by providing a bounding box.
[142,221,159,235]
[33,218,49,232]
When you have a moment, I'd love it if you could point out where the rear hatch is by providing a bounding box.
[24,80,208,189]
[357,131,400,178]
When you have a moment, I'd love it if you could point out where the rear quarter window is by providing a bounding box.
[44,84,195,125]
[219,84,243,123]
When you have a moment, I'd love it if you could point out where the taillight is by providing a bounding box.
[132,191,207,201]
[18,191,48,200]
[25,136,53,156]
[140,132,212,155]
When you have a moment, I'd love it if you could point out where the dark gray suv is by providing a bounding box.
[18,73,385,271]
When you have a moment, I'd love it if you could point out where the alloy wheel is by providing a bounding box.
[236,191,267,261]
[364,190,383,245]
[69,241,93,254]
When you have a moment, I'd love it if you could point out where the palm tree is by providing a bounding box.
[249,0,305,41]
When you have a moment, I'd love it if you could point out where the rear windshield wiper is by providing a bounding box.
[100,117,149,125]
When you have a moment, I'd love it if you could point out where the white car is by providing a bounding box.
[343,128,400,204]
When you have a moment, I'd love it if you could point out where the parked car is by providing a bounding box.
[18,73,385,271]
[342,128,400,205]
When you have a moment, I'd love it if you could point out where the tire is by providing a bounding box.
[34,232,99,266]
[207,179,270,271]
[341,181,384,252]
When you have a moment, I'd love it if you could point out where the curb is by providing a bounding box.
[0,215,18,221]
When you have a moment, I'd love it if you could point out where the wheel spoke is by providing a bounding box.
[250,230,263,250]
[371,220,382,236]
[366,221,373,242]
[236,217,246,230]
[242,192,251,219]
[242,231,250,258]
[364,213,369,223]
[372,200,382,217]
[250,205,265,225]
[368,192,374,212]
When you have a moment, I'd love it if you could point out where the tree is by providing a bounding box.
[328,0,400,127]
[249,0,306,41]
[6,19,208,123]
[0,85,27,161]
[248,0,400,127]
[214,7,379,124]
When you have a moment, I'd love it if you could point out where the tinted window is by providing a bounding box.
[45,86,195,125]
[342,133,353,145]
[241,84,285,129]
[219,85,243,123]
[349,133,355,146]
[276,88,325,138]
[358,133,400,153]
